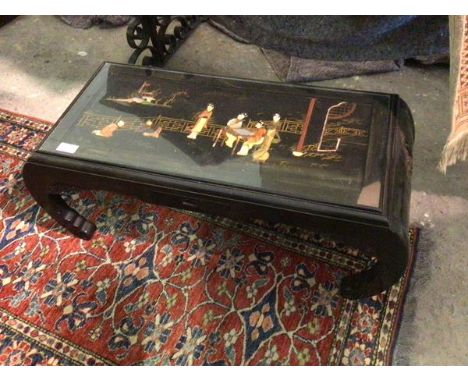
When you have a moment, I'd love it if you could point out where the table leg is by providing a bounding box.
[22,162,96,240]
[339,230,408,299]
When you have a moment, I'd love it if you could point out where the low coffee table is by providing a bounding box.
[22,62,414,299]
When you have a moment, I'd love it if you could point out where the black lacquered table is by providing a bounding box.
[23,62,414,299]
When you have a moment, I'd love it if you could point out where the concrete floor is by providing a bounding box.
[0,16,467,365]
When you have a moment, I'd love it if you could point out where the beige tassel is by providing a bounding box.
[439,15,468,173]
[439,129,468,173]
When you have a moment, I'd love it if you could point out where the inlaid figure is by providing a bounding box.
[252,113,282,163]
[187,103,214,139]
[236,121,267,156]
[143,120,163,138]
[224,113,247,148]
[92,120,125,138]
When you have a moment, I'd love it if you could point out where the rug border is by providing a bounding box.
[385,227,420,365]
[0,307,115,365]
[0,106,54,125]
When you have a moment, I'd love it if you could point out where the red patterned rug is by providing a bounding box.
[0,108,418,366]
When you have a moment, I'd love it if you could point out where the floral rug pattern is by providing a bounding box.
[0,108,417,365]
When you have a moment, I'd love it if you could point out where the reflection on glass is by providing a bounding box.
[40,63,388,210]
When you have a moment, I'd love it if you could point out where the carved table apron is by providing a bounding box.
[22,62,414,300]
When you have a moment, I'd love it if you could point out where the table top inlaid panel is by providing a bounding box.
[39,62,393,210]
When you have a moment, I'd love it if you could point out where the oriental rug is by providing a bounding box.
[0,108,418,366]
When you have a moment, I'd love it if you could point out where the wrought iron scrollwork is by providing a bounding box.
[127,16,207,66]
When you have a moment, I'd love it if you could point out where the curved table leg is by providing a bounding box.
[22,162,96,240]
[22,159,409,298]
[339,230,408,299]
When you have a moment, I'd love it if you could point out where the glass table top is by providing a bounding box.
[39,63,392,210]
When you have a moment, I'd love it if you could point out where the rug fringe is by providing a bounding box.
[438,128,468,173]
